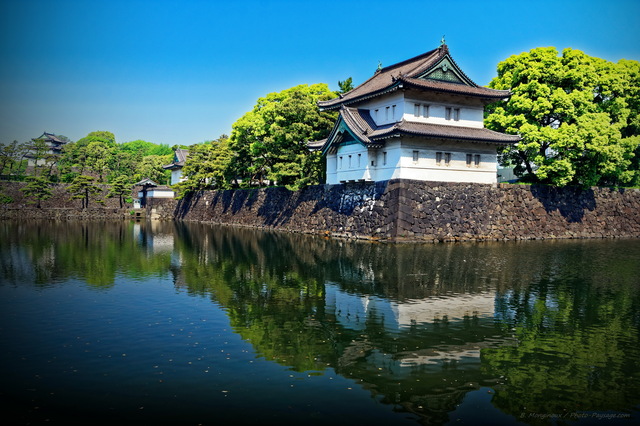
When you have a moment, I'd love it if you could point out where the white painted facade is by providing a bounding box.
[326,95,499,185]
[137,188,175,199]
[324,282,495,333]
[170,169,185,186]
[316,46,518,185]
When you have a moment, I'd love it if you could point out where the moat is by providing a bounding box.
[1,220,638,425]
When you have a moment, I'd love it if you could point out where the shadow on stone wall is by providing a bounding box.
[258,187,294,226]
[175,191,199,219]
[159,181,640,242]
[530,185,596,223]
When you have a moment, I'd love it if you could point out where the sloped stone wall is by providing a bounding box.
[174,180,640,242]
[3,180,639,241]
[391,180,640,242]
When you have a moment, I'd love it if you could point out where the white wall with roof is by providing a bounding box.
[328,138,499,184]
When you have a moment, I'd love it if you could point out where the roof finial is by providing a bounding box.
[440,35,446,47]
[377,61,382,71]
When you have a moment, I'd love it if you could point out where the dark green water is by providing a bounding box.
[0,220,638,425]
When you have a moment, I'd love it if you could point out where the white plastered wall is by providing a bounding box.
[403,98,484,128]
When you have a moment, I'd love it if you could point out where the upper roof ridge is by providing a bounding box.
[319,44,511,110]
[377,46,441,74]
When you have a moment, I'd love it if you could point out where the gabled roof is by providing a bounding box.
[319,44,510,110]
[134,178,159,187]
[33,132,67,144]
[163,148,189,170]
[309,107,520,153]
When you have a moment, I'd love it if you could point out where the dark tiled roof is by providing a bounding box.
[307,107,520,152]
[307,139,327,150]
[380,120,521,143]
[134,178,159,187]
[399,77,510,99]
[33,132,67,145]
[175,148,189,165]
[319,45,510,109]
[163,148,190,169]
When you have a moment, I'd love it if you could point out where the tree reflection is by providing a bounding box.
[171,223,640,424]
[2,220,638,424]
[0,220,173,288]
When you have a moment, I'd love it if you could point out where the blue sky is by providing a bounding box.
[1,0,639,146]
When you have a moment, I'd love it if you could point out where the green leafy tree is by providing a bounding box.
[338,77,354,94]
[0,140,28,177]
[59,131,117,181]
[27,138,57,177]
[106,175,132,208]
[109,149,137,183]
[77,131,116,146]
[85,141,115,182]
[120,140,172,157]
[133,154,172,184]
[20,176,52,208]
[113,140,172,182]
[173,135,233,196]
[67,175,102,209]
[229,83,337,189]
[486,47,640,187]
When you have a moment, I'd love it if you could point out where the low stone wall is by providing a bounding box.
[174,180,640,242]
[391,180,640,241]
[3,180,639,242]
[0,207,132,220]
[0,181,135,220]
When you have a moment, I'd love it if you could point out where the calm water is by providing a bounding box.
[0,220,639,426]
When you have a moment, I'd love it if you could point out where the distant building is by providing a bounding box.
[309,44,520,185]
[26,132,68,167]
[134,178,175,208]
[163,148,189,185]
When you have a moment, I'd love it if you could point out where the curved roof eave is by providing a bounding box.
[319,81,404,111]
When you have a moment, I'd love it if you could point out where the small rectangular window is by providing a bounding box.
[444,152,451,166]
[357,153,361,167]
[466,154,473,167]
[374,109,379,119]
[383,151,387,166]
[445,107,452,120]
[474,154,481,167]
[385,106,390,120]
[392,105,396,120]
[339,156,343,169]
[436,152,442,166]
[423,105,430,118]
[413,150,419,163]
[454,108,460,121]
[348,155,352,168]
[414,103,420,116]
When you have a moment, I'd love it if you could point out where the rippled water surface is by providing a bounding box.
[1,221,639,425]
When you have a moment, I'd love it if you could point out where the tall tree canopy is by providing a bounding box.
[338,77,354,94]
[57,131,172,184]
[229,83,337,189]
[174,135,232,196]
[20,176,52,208]
[486,47,640,187]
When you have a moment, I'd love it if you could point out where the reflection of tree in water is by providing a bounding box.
[6,221,636,424]
[0,220,173,288]
[173,223,640,425]
[485,240,640,422]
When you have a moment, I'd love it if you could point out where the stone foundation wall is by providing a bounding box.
[3,180,639,242]
[174,180,640,242]
[0,181,135,220]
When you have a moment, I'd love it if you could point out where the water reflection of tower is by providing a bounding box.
[324,283,504,424]
[132,221,176,254]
